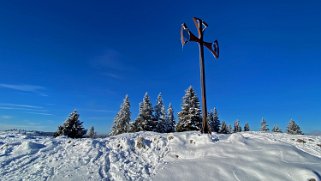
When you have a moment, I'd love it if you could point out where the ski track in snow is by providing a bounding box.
[1,131,321,180]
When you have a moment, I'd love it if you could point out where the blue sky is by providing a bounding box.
[0,0,320,134]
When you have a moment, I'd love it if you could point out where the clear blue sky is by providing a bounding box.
[0,0,320,134]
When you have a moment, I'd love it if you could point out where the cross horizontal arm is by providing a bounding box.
[204,41,219,59]
[188,38,219,59]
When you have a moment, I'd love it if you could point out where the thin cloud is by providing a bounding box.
[0,103,53,116]
[102,72,123,80]
[0,83,48,96]
[0,106,42,112]
[0,115,12,120]
[90,49,136,80]
[26,112,54,116]
[0,103,43,109]
[91,49,132,71]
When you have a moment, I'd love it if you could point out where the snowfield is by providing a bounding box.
[0,131,320,181]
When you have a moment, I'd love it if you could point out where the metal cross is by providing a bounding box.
[180,17,219,134]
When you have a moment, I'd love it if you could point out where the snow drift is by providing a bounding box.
[0,131,320,181]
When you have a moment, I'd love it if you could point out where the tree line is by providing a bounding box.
[53,86,303,138]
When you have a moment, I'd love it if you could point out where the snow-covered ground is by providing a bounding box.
[0,131,320,181]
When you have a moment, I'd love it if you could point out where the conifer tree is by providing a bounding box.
[244,122,250,132]
[110,95,131,136]
[228,124,232,134]
[260,117,269,132]
[88,126,96,138]
[165,103,175,133]
[233,120,242,132]
[176,86,202,132]
[208,107,220,132]
[272,125,282,133]
[155,93,166,133]
[219,121,229,134]
[134,93,156,132]
[287,119,303,135]
[127,122,137,133]
[54,110,87,138]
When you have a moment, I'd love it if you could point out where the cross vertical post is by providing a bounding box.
[180,17,219,134]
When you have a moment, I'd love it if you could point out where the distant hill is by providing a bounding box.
[308,130,321,136]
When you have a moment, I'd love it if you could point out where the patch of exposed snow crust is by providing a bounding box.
[0,130,320,181]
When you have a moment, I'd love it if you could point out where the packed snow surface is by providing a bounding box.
[0,131,320,181]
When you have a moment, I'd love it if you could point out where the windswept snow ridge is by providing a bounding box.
[0,131,321,181]
[154,132,321,181]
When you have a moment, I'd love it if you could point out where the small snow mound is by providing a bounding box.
[13,141,45,155]
[228,133,246,144]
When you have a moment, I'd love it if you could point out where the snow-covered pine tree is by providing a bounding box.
[287,119,303,135]
[127,122,137,133]
[165,103,175,133]
[54,110,87,138]
[110,95,131,136]
[208,107,220,132]
[134,93,156,132]
[176,86,202,132]
[88,126,96,138]
[233,120,242,133]
[272,125,282,133]
[219,121,229,134]
[260,117,269,132]
[155,93,166,133]
[244,122,250,131]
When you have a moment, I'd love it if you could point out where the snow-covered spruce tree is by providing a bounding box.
[287,119,303,135]
[244,122,250,132]
[260,117,269,132]
[54,110,87,138]
[165,103,176,133]
[134,93,156,132]
[219,121,229,134]
[110,95,131,136]
[88,126,96,138]
[176,86,202,132]
[127,122,137,133]
[155,93,166,133]
[208,107,220,132]
[272,125,282,133]
[233,120,242,133]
